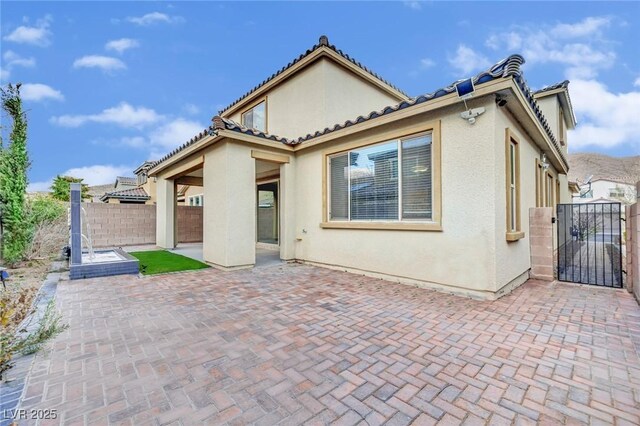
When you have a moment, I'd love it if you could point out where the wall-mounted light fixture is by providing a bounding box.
[541,153,549,171]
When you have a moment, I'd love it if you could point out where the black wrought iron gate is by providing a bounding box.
[557,203,623,288]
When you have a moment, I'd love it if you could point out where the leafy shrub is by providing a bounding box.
[23,195,67,260]
[0,286,37,378]
[0,289,67,379]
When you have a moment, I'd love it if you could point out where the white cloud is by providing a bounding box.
[20,83,64,102]
[403,1,422,10]
[148,118,205,151]
[63,164,132,185]
[420,58,436,69]
[126,12,183,26]
[28,164,132,192]
[0,67,9,81]
[27,180,53,192]
[551,16,611,38]
[485,17,615,79]
[120,136,146,148]
[634,77,640,88]
[105,38,140,54]
[183,103,200,115]
[3,50,36,69]
[50,102,161,128]
[568,79,640,151]
[3,16,52,47]
[448,45,490,75]
[73,55,126,71]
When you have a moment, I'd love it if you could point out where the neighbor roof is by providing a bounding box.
[218,35,409,115]
[115,176,138,187]
[87,183,115,197]
[133,161,156,175]
[151,53,570,172]
[100,187,150,202]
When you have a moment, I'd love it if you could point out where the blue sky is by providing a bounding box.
[1,1,638,190]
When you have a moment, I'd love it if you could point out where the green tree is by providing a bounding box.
[0,84,30,264]
[50,175,90,201]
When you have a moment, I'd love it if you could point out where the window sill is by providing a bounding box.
[320,221,442,231]
[506,231,525,242]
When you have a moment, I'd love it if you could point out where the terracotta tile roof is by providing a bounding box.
[534,80,569,94]
[87,183,115,197]
[100,187,150,202]
[134,161,156,175]
[151,54,570,172]
[218,35,408,115]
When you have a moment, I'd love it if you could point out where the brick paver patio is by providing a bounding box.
[11,263,640,425]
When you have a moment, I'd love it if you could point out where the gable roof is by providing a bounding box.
[533,80,577,128]
[88,183,116,197]
[218,35,409,116]
[114,176,138,187]
[150,54,571,173]
[100,187,150,202]
[133,161,156,175]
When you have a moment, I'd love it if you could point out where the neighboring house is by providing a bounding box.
[568,153,640,205]
[87,176,138,203]
[132,160,203,205]
[147,35,575,299]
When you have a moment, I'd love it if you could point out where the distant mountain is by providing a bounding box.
[568,153,640,185]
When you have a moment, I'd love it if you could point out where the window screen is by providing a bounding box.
[401,134,432,220]
[350,142,398,220]
[329,153,348,220]
[242,101,266,132]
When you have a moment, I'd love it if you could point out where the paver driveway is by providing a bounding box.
[13,263,640,425]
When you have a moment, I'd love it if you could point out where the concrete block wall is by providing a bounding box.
[177,206,203,243]
[82,203,202,247]
[529,207,554,281]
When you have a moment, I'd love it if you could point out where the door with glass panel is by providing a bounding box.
[257,181,279,244]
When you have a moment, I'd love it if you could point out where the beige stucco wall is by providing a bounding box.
[228,58,399,140]
[141,178,157,204]
[202,142,256,268]
[291,99,499,297]
[156,177,175,248]
[535,96,568,155]
[493,106,563,289]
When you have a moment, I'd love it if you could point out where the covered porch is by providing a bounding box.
[152,136,295,270]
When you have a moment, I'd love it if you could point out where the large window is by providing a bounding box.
[241,100,266,132]
[505,129,522,241]
[328,133,433,222]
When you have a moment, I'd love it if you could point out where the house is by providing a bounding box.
[131,160,204,206]
[146,35,575,299]
[88,176,138,203]
[568,153,639,205]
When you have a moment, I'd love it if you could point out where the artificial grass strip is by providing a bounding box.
[129,250,209,275]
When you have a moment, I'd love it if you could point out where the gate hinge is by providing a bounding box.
[620,217,626,222]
